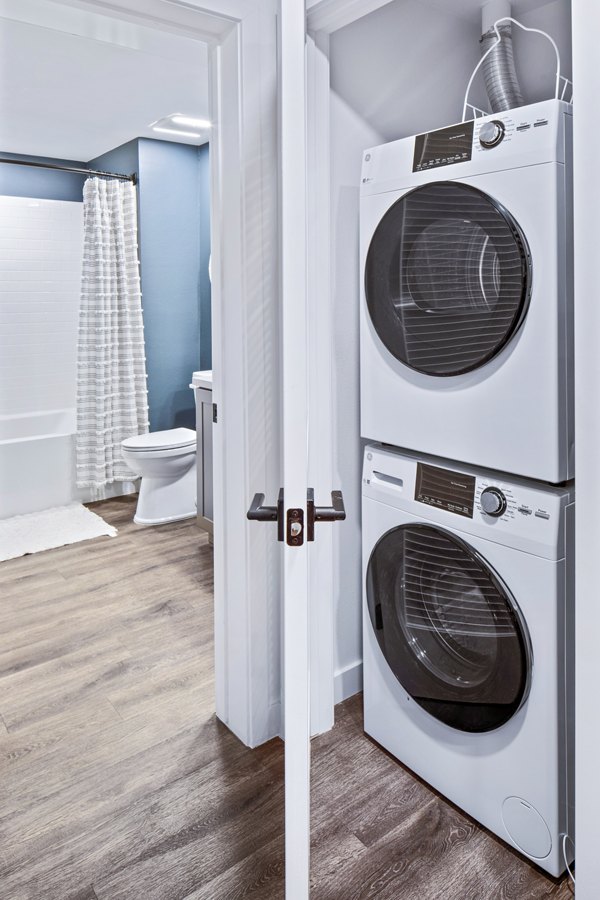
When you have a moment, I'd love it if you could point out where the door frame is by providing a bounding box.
[22,0,283,748]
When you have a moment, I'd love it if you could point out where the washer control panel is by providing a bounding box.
[363,446,570,557]
[412,463,554,526]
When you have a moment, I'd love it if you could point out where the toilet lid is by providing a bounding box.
[122,427,196,451]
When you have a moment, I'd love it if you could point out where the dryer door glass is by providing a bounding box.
[366,523,531,732]
[364,182,531,376]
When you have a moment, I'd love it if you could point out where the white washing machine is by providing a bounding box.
[360,99,573,483]
[362,444,574,876]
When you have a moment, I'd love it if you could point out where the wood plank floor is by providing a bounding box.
[0,496,573,899]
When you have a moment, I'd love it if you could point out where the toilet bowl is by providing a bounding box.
[121,428,197,525]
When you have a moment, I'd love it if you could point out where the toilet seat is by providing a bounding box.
[122,427,196,453]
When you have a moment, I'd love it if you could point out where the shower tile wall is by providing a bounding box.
[0,196,83,417]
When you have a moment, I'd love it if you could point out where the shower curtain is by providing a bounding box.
[76,177,149,495]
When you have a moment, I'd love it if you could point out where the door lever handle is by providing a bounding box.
[306,488,346,541]
[247,488,284,541]
[247,493,277,521]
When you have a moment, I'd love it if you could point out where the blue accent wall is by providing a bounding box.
[90,138,211,433]
[89,141,139,183]
[137,138,200,431]
[0,152,87,201]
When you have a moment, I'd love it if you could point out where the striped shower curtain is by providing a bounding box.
[76,177,149,495]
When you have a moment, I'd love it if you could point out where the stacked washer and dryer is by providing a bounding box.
[359,99,574,876]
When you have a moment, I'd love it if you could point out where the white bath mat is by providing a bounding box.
[0,503,117,562]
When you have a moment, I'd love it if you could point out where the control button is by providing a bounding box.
[516,124,531,132]
[479,120,506,148]
[535,510,550,520]
[480,487,507,518]
[533,119,549,128]
[518,506,532,516]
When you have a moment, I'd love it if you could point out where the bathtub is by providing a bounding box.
[0,409,80,519]
[0,409,136,519]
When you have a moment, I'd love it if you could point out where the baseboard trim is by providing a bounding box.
[334,660,363,705]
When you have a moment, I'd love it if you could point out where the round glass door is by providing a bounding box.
[364,182,531,376]
[366,524,531,732]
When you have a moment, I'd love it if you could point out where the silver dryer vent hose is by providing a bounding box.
[480,23,524,113]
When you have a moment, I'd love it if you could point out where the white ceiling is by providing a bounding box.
[420,0,567,20]
[0,3,210,162]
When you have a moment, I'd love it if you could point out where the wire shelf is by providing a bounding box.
[462,16,573,122]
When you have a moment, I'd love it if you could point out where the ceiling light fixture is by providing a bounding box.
[169,115,211,129]
[152,126,203,139]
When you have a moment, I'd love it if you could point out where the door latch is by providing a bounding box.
[286,507,304,547]
[247,488,284,541]
[306,488,346,541]
[247,488,345,546]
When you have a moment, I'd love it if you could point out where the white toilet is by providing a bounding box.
[121,428,197,525]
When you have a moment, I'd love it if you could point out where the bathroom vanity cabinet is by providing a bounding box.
[191,370,213,538]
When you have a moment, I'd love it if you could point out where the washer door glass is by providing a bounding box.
[366,524,531,732]
[364,182,531,376]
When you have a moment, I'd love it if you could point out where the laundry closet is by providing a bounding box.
[319,0,575,880]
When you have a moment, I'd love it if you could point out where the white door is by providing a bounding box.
[281,2,311,895]
[248,4,344,896]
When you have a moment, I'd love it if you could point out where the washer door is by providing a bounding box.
[364,182,531,376]
[366,524,531,732]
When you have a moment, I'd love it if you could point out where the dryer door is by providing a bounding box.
[364,181,531,376]
[366,523,532,732]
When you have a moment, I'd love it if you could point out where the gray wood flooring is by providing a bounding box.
[0,496,573,899]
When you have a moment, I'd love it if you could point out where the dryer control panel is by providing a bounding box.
[363,445,573,560]
[361,99,571,195]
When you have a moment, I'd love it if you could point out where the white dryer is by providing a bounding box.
[362,444,574,876]
[360,100,573,483]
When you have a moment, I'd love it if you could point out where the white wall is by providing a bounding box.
[514,0,572,100]
[0,196,83,418]
[329,0,486,142]
[330,95,382,703]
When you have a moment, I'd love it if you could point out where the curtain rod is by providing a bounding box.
[0,157,137,184]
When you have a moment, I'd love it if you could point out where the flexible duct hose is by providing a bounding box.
[480,23,524,112]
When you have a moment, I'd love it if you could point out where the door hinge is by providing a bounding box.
[212,402,218,424]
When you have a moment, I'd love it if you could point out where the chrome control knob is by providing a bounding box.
[480,487,507,518]
[479,120,505,148]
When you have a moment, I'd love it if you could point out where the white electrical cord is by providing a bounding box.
[462,16,565,122]
[562,832,576,886]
